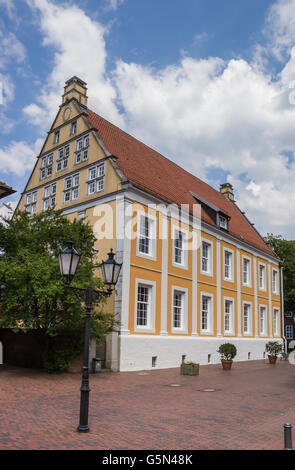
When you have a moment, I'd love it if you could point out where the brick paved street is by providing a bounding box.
[0,360,294,450]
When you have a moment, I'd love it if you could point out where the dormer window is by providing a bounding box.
[218,214,228,230]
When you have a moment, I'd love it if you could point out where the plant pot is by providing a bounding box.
[221,359,233,370]
[268,355,277,364]
[180,363,199,376]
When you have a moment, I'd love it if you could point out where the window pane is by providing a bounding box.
[137,286,149,326]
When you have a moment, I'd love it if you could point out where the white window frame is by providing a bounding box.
[70,121,77,136]
[258,262,267,291]
[286,325,293,340]
[172,225,188,270]
[25,190,38,214]
[56,144,70,173]
[42,182,56,210]
[200,238,213,277]
[272,268,279,294]
[40,153,53,180]
[53,130,60,144]
[242,255,252,287]
[273,307,280,337]
[171,286,188,334]
[223,297,235,336]
[243,301,252,336]
[218,214,228,230]
[259,304,268,337]
[136,211,157,261]
[63,173,80,204]
[223,248,234,282]
[200,292,214,335]
[134,279,156,333]
[86,163,105,195]
[75,133,89,164]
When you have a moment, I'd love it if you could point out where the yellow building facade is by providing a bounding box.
[17,77,283,371]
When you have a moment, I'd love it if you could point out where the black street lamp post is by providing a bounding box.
[58,241,122,433]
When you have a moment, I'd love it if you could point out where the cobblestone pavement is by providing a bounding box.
[0,360,294,450]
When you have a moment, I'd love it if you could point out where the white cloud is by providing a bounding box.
[265,0,295,60]
[0,138,43,176]
[24,0,123,130]
[103,0,124,11]
[0,31,26,68]
[0,0,16,19]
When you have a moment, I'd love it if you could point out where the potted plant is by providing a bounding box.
[217,343,237,370]
[180,361,199,376]
[265,341,283,364]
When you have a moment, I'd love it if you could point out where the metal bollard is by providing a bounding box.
[284,423,293,450]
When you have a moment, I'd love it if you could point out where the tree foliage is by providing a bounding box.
[264,234,295,312]
[0,208,117,344]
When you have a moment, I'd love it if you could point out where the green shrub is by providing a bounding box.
[265,341,282,357]
[42,330,83,373]
[217,343,237,361]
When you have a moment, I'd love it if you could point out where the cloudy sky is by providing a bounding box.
[0,0,295,238]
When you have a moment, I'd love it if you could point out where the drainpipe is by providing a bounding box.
[280,261,286,353]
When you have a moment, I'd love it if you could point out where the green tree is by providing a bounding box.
[0,208,117,370]
[264,234,295,312]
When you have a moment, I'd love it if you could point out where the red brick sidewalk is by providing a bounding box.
[0,360,294,450]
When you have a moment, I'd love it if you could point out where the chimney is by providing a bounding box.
[62,76,88,108]
[220,182,235,202]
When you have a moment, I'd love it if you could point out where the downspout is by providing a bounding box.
[280,261,286,352]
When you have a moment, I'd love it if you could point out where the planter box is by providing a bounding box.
[221,359,233,370]
[268,355,277,364]
[180,363,199,376]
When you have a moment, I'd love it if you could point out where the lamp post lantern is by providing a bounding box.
[59,241,122,433]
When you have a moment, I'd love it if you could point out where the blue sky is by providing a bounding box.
[1,0,295,237]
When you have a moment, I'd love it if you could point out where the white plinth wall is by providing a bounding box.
[118,334,283,371]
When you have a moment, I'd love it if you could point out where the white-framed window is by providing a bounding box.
[273,308,280,337]
[272,268,279,294]
[171,287,188,333]
[137,211,157,260]
[258,263,266,291]
[201,239,213,276]
[259,305,267,336]
[86,163,105,194]
[40,153,53,180]
[286,325,293,339]
[25,190,38,214]
[224,298,234,335]
[134,279,156,333]
[243,302,252,335]
[42,182,56,210]
[56,144,70,172]
[172,226,188,269]
[218,214,228,230]
[200,293,213,335]
[242,256,251,286]
[63,173,80,203]
[224,249,234,282]
[70,121,77,135]
[53,130,60,144]
[75,134,89,164]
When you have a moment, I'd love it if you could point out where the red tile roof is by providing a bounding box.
[87,108,275,257]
